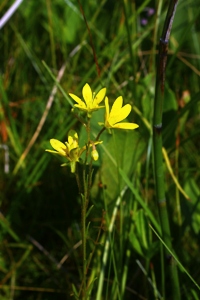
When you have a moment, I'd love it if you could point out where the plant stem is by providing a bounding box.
[153,1,180,299]
[81,194,87,300]
[76,164,87,299]
[79,116,93,299]
[95,126,106,141]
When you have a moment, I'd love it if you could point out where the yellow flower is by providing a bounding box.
[46,130,78,158]
[45,130,79,172]
[104,96,139,130]
[69,83,106,117]
[46,130,102,172]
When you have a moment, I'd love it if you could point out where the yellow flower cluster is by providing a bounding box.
[69,83,139,130]
[46,83,138,172]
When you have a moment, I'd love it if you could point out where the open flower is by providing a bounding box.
[69,83,106,117]
[46,130,102,172]
[103,96,139,130]
[45,130,80,172]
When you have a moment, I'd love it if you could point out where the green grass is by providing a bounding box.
[0,0,200,299]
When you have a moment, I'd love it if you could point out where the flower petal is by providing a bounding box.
[109,96,123,120]
[112,122,139,129]
[109,103,131,125]
[46,149,61,154]
[105,97,110,124]
[70,130,78,140]
[69,93,84,105]
[74,104,87,110]
[46,149,66,157]
[93,87,106,105]
[68,136,73,145]
[66,130,79,151]
[82,83,93,106]
[50,139,67,155]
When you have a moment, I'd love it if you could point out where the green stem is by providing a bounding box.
[96,126,106,141]
[153,1,180,299]
[149,0,163,73]
[81,194,87,300]
[79,116,92,299]
[75,164,86,299]
[79,173,88,300]
[85,117,91,208]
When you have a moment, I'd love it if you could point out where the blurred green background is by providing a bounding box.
[0,0,200,299]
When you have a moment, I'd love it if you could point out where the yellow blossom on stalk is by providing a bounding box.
[45,130,79,173]
[102,96,139,130]
[46,130,102,172]
[69,83,106,117]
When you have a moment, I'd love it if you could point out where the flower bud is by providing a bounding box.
[91,149,99,161]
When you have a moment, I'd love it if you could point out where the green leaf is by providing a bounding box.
[91,130,146,210]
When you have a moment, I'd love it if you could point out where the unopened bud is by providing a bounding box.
[91,149,99,161]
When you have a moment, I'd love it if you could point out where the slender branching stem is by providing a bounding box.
[96,126,106,141]
[79,116,94,299]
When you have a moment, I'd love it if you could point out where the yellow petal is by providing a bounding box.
[67,130,79,150]
[109,103,131,125]
[69,93,84,106]
[69,130,78,140]
[46,149,64,155]
[82,83,92,106]
[112,122,139,129]
[105,96,110,123]
[74,104,87,110]
[109,96,123,120]
[50,139,67,155]
[93,87,106,105]
[68,136,73,145]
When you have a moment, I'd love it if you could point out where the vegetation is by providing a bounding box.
[0,0,200,299]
